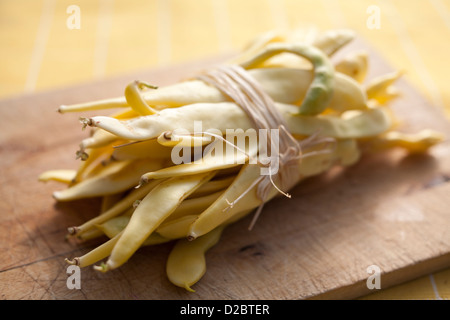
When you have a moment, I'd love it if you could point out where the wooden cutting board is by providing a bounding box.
[0,38,449,300]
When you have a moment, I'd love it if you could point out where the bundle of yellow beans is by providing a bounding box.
[39,28,444,292]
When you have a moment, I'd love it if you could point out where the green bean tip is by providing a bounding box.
[93,262,109,273]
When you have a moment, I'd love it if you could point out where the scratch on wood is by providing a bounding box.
[423,174,450,189]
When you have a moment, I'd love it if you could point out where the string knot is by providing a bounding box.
[196,65,304,229]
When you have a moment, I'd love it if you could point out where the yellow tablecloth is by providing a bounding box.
[1,0,449,300]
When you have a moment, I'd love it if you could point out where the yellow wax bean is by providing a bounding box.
[96,216,130,239]
[157,131,213,148]
[66,232,122,268]
[239,43,335,115]
[75,227,105,241]
[369,129,445,153]
[366,70,403,103]
[73,129,129,183]
[156,215,198,239]
[72,146,111,183]
[248,28,355,69]
[335,50,369,83]
[101,192,125,213]
[168,191,223,221]
[282,105,392,139]
[53,158,165,201]
[189,175,235,198]
[188,164,267,240]
[58,98,129,113]
[83,102,253,141]
[102,172,215,271]
[110,108,140,120]
[84,100,379,144]
[165,207,255,291]
[250,68,367,113]
[228,30,285,65]
[79,128,119,151]
[38,169,76,184]
[299,138,360,177]
[166,225,225,292]
[124,81,158,116]
[70,178,162,235]
[111,139,173,161]
[312,28,355,56]
[96,215,171,245]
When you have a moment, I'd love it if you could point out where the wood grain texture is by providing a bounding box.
[0,39,449,300]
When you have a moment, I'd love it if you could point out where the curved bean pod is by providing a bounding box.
[250,68,367,113]
[166,225,225,292]
[124,81,159,115]
[38,169,76,184]
[166,208,254,291]
[335,50,369,83]
[366,70,403,104]
[239,43,335,115]
[312,28,355,56]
